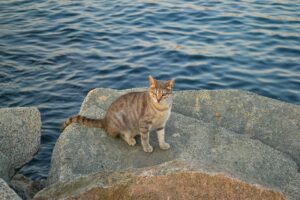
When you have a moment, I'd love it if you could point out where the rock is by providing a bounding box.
[0,107,41,170]
[172,90,300,170]
[0,107,41,199]
[9,174,46,200]
[0,152,10,182]
[47,88,300,199]
[0,178,22,200]
[35,160,286,200]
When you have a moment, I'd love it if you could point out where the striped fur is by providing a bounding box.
[61,75,174,153]
[61,115,104,132]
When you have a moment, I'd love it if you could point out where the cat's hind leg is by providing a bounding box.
[120,132,136,146]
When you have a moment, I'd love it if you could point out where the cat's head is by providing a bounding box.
[148,75,174,105]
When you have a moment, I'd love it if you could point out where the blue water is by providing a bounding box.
[1,0,300,180]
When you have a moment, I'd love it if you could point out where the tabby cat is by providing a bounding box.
[61,76,174,153]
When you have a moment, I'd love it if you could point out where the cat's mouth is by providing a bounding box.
[153,98,171,107]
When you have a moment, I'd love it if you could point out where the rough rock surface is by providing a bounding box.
[0,178,21,200]
[0,152,10,182]
[172,90,300,170]
[35,160,287,200]
[0,107,41,170]
[47,89,300,199]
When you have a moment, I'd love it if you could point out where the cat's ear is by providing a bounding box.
[149,75,156,89]
[166,79,175,90]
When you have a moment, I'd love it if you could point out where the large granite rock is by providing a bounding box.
[0,107,41,170]
[35,160,286,200]
[0,178,21,200]
[172,90,300,170]
[47,89,300,199]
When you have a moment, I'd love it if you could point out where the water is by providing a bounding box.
[1,0,300,180]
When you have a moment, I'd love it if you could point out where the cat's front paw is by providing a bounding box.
[143,145,153,153]
[159,142,170,150]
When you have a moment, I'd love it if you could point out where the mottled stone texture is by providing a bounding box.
[35,161,286,200]
[0,178,21,200]
[172,90,300,170]
[0,152,10,182]
[0,107,41,199]
[47,89,300,199]
[0,107,41,170]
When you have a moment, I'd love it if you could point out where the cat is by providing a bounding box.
[61,76,174,153]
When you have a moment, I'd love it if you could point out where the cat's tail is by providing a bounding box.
[61,115,105,132]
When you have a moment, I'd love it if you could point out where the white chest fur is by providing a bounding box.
[152,108,171,129]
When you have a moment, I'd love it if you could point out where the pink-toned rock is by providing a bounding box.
[34,160,286,200]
